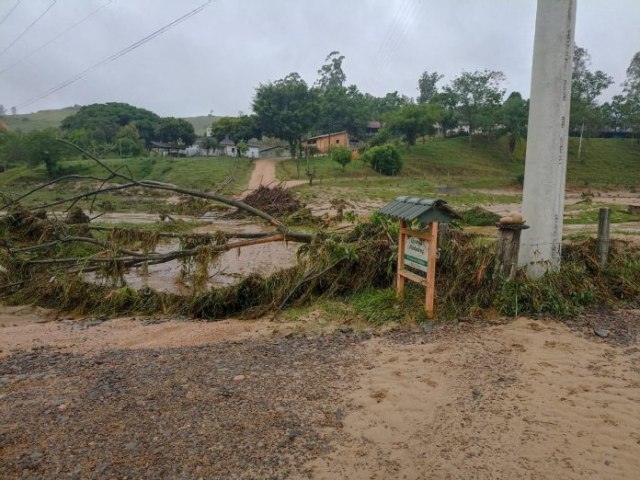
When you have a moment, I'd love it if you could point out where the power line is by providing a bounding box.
[360,0,414,94]
[0,0,57,58]
[0,0,113,76]
[17,0,215,110]
[0,0,21,27]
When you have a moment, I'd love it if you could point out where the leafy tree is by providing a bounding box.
[0,105,5,116]
[10,107,16,115]
[1,129,70,178]
[442,70,506,141]
[330,146,352,170]
[501,91,529,154]
[314,84,369,138]
[253,72,319,177]
[200,136,218,156]
[61,102,161,148]
[115,123,145,157]
[621,51,640,143]
[363,144,402,176]
[417,71,443,104]
[571,45,614,155]
[210,115,260,143]
[316,51,346,90]
[236,140,248,157]
[313,53,369,138]
[364,91,410,119]
[156,117,196,146]
[383,103,443,147]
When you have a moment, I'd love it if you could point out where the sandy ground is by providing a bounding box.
[304,315,640,479]
[244,157,307,194]
[1,307,639,479]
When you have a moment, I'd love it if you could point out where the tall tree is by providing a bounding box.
[383,103,443,147]
[0,105,5,116]
[210,115,260,143]
[621,51,640,143]
[156,117,196,146]
[571,45,614,157]
[501,91,529,155]
[316,51,346,90]
[417,71,443,104]
[253,73,319,177]
[442,70,506,141]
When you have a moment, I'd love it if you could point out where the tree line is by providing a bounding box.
[212,47,639,163]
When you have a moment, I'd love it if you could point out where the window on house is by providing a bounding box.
[336,139,340,144]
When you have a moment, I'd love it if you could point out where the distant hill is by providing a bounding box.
[0,106,219,136]
[0,107,81,133]
[182,115,219,136]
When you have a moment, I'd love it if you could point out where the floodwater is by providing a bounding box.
[86,212,299,294]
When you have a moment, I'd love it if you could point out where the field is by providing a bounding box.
[277,136,640,203]
[0,107,80,133]
[0,154,253,212]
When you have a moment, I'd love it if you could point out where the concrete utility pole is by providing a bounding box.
[519,0,577,278]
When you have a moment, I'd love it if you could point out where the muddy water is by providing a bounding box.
[87,213,299,294]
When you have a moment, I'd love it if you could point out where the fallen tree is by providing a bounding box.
[1,140,639,321]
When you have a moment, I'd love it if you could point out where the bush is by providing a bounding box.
[329,146,352,170]
[363,143,402,176]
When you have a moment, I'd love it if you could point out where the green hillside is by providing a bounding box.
[277,136,640,202]
[183,115,220,136]
[1,107,219,137]
[1,107,80,133]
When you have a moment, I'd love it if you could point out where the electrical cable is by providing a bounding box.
[0,0,113,76]
[0,0,57,58]
[17,0,215,110]
[0,0,21,27]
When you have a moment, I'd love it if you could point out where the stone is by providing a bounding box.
[594,328,609,338]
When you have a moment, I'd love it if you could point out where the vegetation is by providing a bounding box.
[329,146,352,170]
[363,144,403,176]
[253,73,319,176]
[155,117,196,146]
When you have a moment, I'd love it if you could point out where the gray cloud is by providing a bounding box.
[1,0,638,117]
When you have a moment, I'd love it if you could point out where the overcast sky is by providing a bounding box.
[1,0,638,117]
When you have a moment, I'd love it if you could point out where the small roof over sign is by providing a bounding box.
[378,196,460,225]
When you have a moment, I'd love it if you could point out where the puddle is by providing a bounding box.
[85,213,300,294]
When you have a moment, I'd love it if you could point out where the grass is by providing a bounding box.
[0,155,253,211]
[564,203,639,225]
[276,136,639,219]
[1,107,81,133]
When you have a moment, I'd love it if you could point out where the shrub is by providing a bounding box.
[363,143,402,176]
[329,146,352,170]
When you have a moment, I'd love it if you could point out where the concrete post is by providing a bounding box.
[496,224,529,281]
[519,0,576,278]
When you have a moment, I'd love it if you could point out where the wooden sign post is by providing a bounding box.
[396,220,439,318]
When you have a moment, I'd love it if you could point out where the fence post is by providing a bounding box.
[597,207,611,269]
[496,224,529,280]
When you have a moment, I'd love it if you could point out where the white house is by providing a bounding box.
[246,138,260,158]
[220,136,236,157]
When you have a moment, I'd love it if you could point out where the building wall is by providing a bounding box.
[306,132,349,153]
[224,145,236,156]
[247,146,260,158]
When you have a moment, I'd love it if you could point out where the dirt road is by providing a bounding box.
[1,308,639,479]
[245,158,306,193]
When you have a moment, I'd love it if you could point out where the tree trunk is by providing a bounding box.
[577,121,585,161]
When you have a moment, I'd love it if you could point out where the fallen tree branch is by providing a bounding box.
[21,234,287,268]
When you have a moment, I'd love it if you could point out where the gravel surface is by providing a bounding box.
[0,332,365,479]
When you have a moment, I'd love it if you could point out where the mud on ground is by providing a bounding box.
[1,309,639,479]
